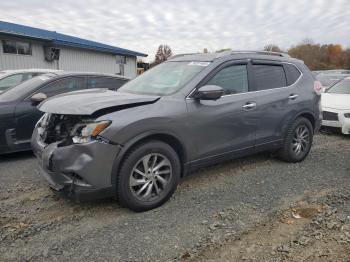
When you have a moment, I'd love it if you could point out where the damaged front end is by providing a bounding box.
[31,113,121,200]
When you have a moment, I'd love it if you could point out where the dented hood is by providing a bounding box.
[38,89,160,115]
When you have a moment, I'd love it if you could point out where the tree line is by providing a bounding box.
[149,40,350,71]
[264,40,350,70]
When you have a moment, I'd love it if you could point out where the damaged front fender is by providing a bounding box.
[32,126,122,198]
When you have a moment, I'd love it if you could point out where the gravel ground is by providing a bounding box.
[0,134,349,261]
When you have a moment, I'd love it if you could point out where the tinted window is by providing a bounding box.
[0,74,23,91]
[284,64,301,85]
[206,65,248,95]
[87,77,127,90]
[253,64,287,90]
[39,77,85,97]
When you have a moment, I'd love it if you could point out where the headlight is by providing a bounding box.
[345,113,350,118]
[72,120,111,144]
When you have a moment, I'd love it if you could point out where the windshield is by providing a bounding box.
[119,61,209,95]
[317,74,345,87]
[0,73,55,102]
[327,78,350,94]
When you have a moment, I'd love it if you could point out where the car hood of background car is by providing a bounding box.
[38,89,160,115]
[321,93,350,110]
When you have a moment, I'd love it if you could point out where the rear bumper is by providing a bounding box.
[31,128,121,200]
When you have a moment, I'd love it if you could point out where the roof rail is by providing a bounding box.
[229,50,290,58]
[168,53,200,60]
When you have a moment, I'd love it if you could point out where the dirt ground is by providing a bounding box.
[0,134,349,261]
[188,190,350,262]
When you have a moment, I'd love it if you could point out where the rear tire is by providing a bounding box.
[278,117,313,163]
[116,140,181,212]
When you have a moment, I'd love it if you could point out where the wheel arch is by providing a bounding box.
[111,131,188,191]
[295,111,316,130]
[281,110,316,140]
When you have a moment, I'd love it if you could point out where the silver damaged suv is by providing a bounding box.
[31,51,322,211]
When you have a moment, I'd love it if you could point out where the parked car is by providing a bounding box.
[319,69,350,75]
[316,72,349,89]
[31,51,321,212]
[0,72,129,154]
[0,69,60,93]
[321,77,350,134]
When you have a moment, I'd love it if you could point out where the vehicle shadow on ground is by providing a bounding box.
[181,152,272,186]
[0,150,34,163]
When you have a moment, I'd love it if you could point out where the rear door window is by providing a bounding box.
[252,64,287,91]
[87,77,128,90]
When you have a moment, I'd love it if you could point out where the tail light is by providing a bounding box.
[313,80,323,95]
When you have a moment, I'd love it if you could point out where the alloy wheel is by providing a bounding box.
[292,125,310,155]
[129,153,172,201]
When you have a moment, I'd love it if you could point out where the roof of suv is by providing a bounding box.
[169,50,302,63]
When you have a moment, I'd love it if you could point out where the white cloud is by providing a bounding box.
[0,0,349,61]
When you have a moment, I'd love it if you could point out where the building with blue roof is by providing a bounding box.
[0,21,147,78]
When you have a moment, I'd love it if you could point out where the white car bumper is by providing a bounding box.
[322,108,350,134]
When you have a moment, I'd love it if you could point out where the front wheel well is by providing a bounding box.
[119,133,186,176]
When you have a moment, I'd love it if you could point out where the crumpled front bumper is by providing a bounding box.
[322,108,350,135]
[31,128,121,200]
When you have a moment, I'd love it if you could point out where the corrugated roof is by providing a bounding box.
[0,21,147,57]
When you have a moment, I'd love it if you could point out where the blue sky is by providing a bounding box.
[1,0,349,61]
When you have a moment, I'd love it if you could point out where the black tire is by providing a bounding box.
[278,117,314,163]
[116,140,181,212]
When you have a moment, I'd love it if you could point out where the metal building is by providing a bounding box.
[0,21,147,78]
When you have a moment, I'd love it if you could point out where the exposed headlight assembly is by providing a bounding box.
[344,113,350,118]
[72,120,111,144]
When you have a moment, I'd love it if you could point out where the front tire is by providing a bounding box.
[278,117,313,163]
[116,140,181,212]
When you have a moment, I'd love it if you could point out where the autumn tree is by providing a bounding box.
[288,41,349,70]
[263,44,282,52]
[153,45,173,65]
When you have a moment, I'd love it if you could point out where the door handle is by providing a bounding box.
[289,94,299,100]
[242,102,257,110]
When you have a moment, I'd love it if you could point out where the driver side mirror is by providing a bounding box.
[194,85,224,100]
[30,92,47,105]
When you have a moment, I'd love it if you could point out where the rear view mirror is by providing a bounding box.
[194,85,224,100]
[31,92,47,104]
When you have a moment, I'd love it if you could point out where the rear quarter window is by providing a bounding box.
[284,64,301,85]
